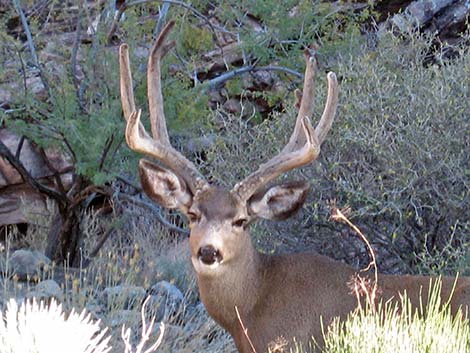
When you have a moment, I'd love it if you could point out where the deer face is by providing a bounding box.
[139,160,310,277]
[120,21,338,278]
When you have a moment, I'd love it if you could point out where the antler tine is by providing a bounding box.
[119,22,208,194]
[233,53,339,201]
[147,21,176,143]
[282,50,318,154]
[119,43,136,122]
[315,72,339,144]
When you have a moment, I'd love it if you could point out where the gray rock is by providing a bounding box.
[107,309,140,328]
[7,249,51,281]
[27,279,63,302]
[101,285,146,310]
[146,281,184,322]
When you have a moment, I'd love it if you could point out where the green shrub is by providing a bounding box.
[203,28,469,274]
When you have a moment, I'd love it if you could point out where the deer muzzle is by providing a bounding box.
[198,245,223,265]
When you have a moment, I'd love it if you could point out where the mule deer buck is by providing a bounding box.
[119,21,469,352]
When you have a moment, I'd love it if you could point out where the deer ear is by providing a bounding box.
[139,159,192,213]
[248,181,309,220]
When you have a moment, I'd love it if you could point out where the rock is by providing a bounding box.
[107,309,140,328]
[223,98,256,119]
[27,279,63,302]
[100,285,146,310]
[85,302,105,321]
[146,281,184,321]
[249,70,278,90]
[7,249,51,281]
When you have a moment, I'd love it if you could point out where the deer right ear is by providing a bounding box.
[248,181,309,220]
[138,159,193,213]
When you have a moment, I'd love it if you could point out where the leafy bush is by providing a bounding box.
[204,28,469,274]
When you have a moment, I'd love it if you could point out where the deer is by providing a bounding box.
[118,21,470,353]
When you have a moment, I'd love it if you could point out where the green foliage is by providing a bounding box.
[179,21,213,56]
[203,28,469,274]
[0,0,373,187]
[322,279,470,353]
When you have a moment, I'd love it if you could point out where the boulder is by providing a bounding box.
[27,279,63,302]
[7,249,51,281]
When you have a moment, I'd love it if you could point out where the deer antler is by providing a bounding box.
[233,51,339,201]
[119,21,208,193]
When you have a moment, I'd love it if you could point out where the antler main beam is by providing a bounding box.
[233,53,339,201]
[119,21,208,193]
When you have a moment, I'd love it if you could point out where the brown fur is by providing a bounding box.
[139,173,470,352]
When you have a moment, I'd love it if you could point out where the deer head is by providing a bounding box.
[119,21,338,280]
[119,22,470,353]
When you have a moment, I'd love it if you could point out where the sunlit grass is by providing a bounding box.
[322,279,470,353]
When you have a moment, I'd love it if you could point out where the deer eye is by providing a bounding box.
[187,211,200,223]
[232,218,248,228]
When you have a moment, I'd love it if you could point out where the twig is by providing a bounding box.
[14,136,25,160]
[98,134,115,172]
[154,1,171,38]
[87,222,119,260]
[254,65,303,79]
[122,296,165,353]
[37,145,67,194]
[116,175,142,192]
[12,0,51,98]
[71,1,86,112]
[235,306,258,353]
[331,207,378,308]
[58,131,77,164]
[117,193,189,236]
[0,139,67,204]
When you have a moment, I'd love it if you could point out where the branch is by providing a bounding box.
[98,134,115,172]
[235,306,258,353]
[88,227,115,259]
[0,139,68,204]
[154,1,171,38]
[205,64,303,89]
[71,1,86,112]
[12,0,51,98]
[37,146,67,194]
[117,193,189,236]
[254,65,303,79]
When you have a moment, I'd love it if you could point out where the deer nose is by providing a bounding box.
[198,245,223,265]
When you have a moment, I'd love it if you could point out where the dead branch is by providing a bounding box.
[205,64,303,89]
[71,1,86,112]
[235,306,258,353]
[331,206,379,308]
[12,0,51,99]
[0,139,67,204]
[117,193,190,236]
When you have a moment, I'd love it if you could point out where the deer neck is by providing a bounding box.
[196,239,262,331]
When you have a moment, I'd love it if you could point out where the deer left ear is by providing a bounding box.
[248,181,309,220]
